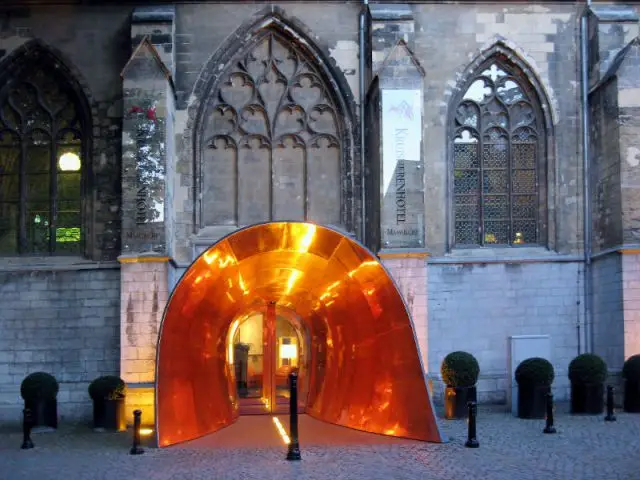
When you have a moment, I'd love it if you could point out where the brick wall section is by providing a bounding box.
[119,261,168,384]
[0,267,120,422]
[381,257,428,372]
[622,254,640,360]
[591,253,624,370]
[428,261,581,403]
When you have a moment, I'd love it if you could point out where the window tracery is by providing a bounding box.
[452,59,542,247]
[0,60,85,255]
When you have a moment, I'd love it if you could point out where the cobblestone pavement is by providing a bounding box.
[1,404,639,480]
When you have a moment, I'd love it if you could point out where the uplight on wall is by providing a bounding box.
[58,152,81,172]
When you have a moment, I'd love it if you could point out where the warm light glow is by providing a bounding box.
[203,251,219,265]
[292,223,316,253]
[238,274,249,295]
[280,343,297,360]
[273,417,290,444]
[139,428,154,436]
[227,319,240,363]
[285,270,301,295]
[58,152,81,172]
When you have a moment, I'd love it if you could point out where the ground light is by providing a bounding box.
[272,417,290,444]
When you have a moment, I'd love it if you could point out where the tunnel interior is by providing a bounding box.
[156,222,443,447]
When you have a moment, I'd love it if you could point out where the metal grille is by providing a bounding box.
[453,61,540,246]
[0,63,84,255]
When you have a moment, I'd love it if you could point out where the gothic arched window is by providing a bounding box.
[199,29,344,229]
[0,57,85,255]
[452,59,545,247]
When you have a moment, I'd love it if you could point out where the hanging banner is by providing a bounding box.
[381,89,425,248]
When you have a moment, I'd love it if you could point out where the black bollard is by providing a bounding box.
[543,392,556,434]
[605,385,617,422]
[20,408,34,450]
[129,409,144,455]
[464,401,479,448]
[286,370,301,461]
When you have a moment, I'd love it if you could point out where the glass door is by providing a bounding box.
[232,312,269,414]
[231,304,306,414]
[272,313,305,413]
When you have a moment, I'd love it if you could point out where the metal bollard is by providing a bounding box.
[20,408,34,450]
[605,385,617,422]
[129,409,144,455]
[464,401,479,448]
[543,392,556,434]
[286,370,302,461]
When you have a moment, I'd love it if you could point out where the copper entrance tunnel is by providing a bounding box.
[155,222,443,447]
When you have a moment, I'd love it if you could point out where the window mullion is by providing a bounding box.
[18,138,26,254]
[508,136,513,246]
[50,133,57,255]
[479,131,484,246]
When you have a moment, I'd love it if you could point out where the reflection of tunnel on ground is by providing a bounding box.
[156,222,443,447]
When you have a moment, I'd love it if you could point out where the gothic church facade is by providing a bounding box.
[1,1,640,423]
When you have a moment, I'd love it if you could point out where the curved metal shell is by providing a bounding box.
[156,222,443,447]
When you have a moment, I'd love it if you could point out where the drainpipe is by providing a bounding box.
[580,0,593,353]
[359,0,369,243]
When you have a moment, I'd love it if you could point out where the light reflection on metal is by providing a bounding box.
[156,222,443,447]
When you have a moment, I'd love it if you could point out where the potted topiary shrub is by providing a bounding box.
[623,354,640,413]
[88,376,127,431]
[515,357,554,419]
[568,353,607,414]
[440,351,480,419]
[20,372,59,431]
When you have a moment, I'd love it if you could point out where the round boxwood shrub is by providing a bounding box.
[622,354,640,382]
[568,353,607,385]
[440,351,480,388]
[515,357,555,387]
[20,372,59,403]
[88,376,126,401]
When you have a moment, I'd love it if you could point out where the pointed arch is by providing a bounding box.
[446,41,555,250]
[188,7,357,236]
[0,39,93,256]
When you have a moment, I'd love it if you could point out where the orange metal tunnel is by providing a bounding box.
[155,222,443,447]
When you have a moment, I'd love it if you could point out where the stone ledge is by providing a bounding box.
[370,3,413,22]
[0,257,119,273]
[132,6,176,24]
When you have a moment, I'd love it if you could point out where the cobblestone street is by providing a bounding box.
[1,405,639,480]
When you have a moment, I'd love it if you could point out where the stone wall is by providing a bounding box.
[622,254,640,361]
[0,266,120,422]
[171,3,361,264]
[590,77,623,252]
[370,3,583,255]
[428,259,582,403]
[591,253,624,370]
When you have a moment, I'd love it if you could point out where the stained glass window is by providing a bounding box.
[452,60,542,246]
[0,61,84,255]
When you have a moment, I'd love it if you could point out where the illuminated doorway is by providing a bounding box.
[227,303,308,414]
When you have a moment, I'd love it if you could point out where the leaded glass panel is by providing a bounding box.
[0,59,84,255]
[452,59,542,246]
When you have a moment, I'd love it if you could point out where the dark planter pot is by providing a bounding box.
[25,398,57,430]
[624,379,640,413]
[570,383,604,414]
[444,386,477,419]
[93,397,126,431]
[517,384,549,419]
